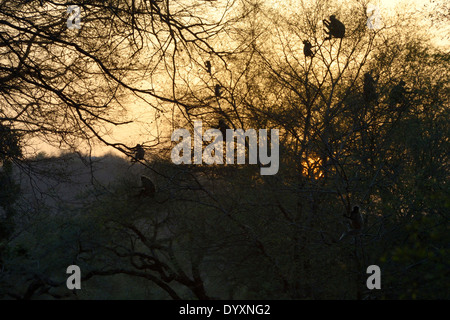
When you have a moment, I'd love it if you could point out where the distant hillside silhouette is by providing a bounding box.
[12,153,146,214]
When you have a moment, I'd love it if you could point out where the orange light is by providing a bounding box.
[302,156,324,178]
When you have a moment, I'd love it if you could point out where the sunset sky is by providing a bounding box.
[2,0,448,301]
[29,0,449,158]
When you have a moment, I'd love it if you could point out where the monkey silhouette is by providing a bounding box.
[339,205,363,241]
[217,119,230,139]
[139,175,156,198]
[133,144,145,161]
[389,80,407,106]
[205,61,211,74]
[363,72,378,104]
[303,40,314,57]
[215,84,222,97]
[323,15,345,40]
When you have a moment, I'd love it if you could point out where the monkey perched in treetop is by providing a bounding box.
[345,205,363,230]
[215,84,222,97]
[389,80,407,106]
[216,119,230,138]
[339,205,363,241]
[323,15,346,40]
[205,60,211,74]
[139,175,156,198]
[133,144,145,161]
[363,72,378,104]
[303,40,314,57]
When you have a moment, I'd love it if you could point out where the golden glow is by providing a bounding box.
[18,0,449,158]
[302,156,324,179]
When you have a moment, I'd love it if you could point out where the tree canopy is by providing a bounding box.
[0,0,448,300]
